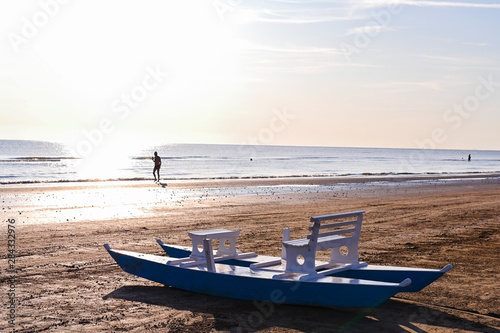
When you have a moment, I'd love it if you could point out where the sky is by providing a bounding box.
[1,0,500,152]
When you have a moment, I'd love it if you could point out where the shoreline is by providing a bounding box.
[2,171,500,188]
[5,175,499,223]
[3,173,500,226]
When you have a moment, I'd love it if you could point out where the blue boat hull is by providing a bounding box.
[157,241,451,293]
[105,245,409,308]
[328,265,451,292]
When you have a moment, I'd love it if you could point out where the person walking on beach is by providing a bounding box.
[468,154,471,162]
[152,151,161,182]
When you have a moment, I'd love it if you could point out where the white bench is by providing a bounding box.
[167,229,257,272]
[281,211,365,275]
[189,229,241,258]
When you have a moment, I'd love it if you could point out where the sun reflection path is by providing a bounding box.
[1,179,446,225]
[3,183,194,224]
[3,182,330,224]
[70,134,154,181]
[75,147,136,181]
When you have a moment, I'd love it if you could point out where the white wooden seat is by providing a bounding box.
[167,228,257,272]
[282,211,365,275]
[188,229,241,258]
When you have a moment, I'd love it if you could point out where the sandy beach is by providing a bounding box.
[1,175,500,332]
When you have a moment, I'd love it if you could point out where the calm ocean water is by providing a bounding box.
[0,140,499,184]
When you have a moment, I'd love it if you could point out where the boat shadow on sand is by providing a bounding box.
[103,285,497,332]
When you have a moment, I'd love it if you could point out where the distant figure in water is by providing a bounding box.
[152,151,161,182]
[468,154,471,162]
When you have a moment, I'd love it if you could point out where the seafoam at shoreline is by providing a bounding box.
[2,170,500,186]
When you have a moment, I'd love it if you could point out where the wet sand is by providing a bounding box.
[1,175,499,332]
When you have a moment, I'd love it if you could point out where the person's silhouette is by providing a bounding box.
[153,152,161,182]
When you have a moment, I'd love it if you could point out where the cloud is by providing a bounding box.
[230,1,368,25]
[462,42,489,47]
[420,54,485,64]
[244,0,500,27]
[239,41,340,55]
[346,25,395,35]
[366,80,446,91]
[236,40,373,73]
[417,54,500,71]
[242,8,362,24]
[351,0,500,9]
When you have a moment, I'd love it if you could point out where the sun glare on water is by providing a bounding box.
[77,151,130,181]
[74,135,146,181]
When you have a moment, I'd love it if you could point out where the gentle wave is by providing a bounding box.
[2,171,499,185]
[132,156,213,160]
[2,153,497,163]
[2,141,499,184]
[0,157,80,162]
[5,155,492,163]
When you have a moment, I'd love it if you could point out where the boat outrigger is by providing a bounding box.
[104,211,452,308]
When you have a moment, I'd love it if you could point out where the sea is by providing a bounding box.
[0,140,499,184]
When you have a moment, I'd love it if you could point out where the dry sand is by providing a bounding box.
[1,176,499,332]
